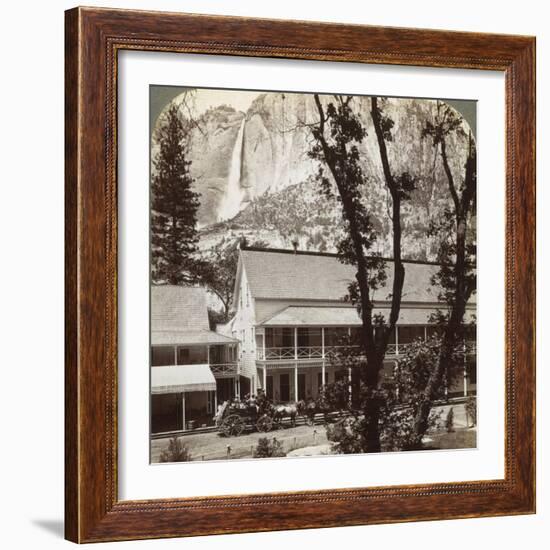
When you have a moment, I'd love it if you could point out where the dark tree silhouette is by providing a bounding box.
[201,237,269,322]
[309,95,416,452]
[412,102,477,442]
[151,103,200,285]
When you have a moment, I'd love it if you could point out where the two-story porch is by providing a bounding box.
[254,307,476,402]
[151,334,239,434]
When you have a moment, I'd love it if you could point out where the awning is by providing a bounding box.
[151,364,216,394]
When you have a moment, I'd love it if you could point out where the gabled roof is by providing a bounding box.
[234,248,458,305]
[151,286,239,346]
[151,285,210,332]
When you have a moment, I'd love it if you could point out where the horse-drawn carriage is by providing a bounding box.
[214,398,278,437]
[214,393,337,437]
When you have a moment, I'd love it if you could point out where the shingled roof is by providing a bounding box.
[151,285,210,332]
[151,286,238,346]
[236,248,470,305]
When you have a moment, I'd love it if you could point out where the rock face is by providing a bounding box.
[156,93,475,260]
[186,105,245,226]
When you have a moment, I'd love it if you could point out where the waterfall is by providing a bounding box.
[219,119,245,221]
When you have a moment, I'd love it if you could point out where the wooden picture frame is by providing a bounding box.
[65,6,536,543]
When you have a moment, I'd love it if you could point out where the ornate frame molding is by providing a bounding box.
[65,7,535,542]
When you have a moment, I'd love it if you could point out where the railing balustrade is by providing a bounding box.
[257,340,476,361]
[209,362,239,376]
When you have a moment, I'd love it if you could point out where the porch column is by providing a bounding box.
[294,363,299,401]
[182,393,186,431]
[294,327,298,359]
[321,328,325,358]
[263,365,267,391]
[348,367,353,405]
[395,326,399,355]
[321,361,326,386]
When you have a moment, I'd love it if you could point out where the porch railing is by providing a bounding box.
[209,362,239,376]
[257,341,476,361]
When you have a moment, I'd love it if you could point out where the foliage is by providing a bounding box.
[207,307,227,330]
[308,94,417,452]
[411,101,477,442]
[200,237,269,320]
[324,335,463,452]
[159,437,192,463]
[253,437,285,458]
[465,396,477,427]
[151,103,201,285]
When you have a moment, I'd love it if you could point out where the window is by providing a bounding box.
[177,346,208,365]
[151,346,175,366]
[297,327,322,348]
[265,327,295,349]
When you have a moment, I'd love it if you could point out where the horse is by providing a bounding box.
[271,402,300,427]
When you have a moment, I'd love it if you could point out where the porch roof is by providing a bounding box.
[151,364,216,394]
[260,305,475,327]
[151,329,238,346]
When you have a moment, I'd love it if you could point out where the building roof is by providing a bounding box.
[151,285,210,332]
[235,248,463,305]
[151,330,238,346]
[151,285,238,346]
[260,305,474,326]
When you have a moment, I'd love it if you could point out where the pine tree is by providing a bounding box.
[151,104,200,284]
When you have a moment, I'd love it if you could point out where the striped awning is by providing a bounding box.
[151,364,216,394]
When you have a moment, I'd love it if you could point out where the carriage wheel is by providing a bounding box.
[256,415,273,433]
[222,414,245,437]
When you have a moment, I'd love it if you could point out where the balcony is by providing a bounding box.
[257,341,476,361]
[209,362,239,377]
[257,345,358,361]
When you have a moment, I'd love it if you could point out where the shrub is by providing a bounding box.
[465,396,477,427]
[159,437,192,462]
[253,437,285,458]
[445,407,455,433]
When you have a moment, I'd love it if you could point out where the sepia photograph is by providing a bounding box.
[149,86,477,463]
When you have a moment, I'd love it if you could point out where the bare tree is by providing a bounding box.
[412,102,477,442]
[309,95,416,452]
